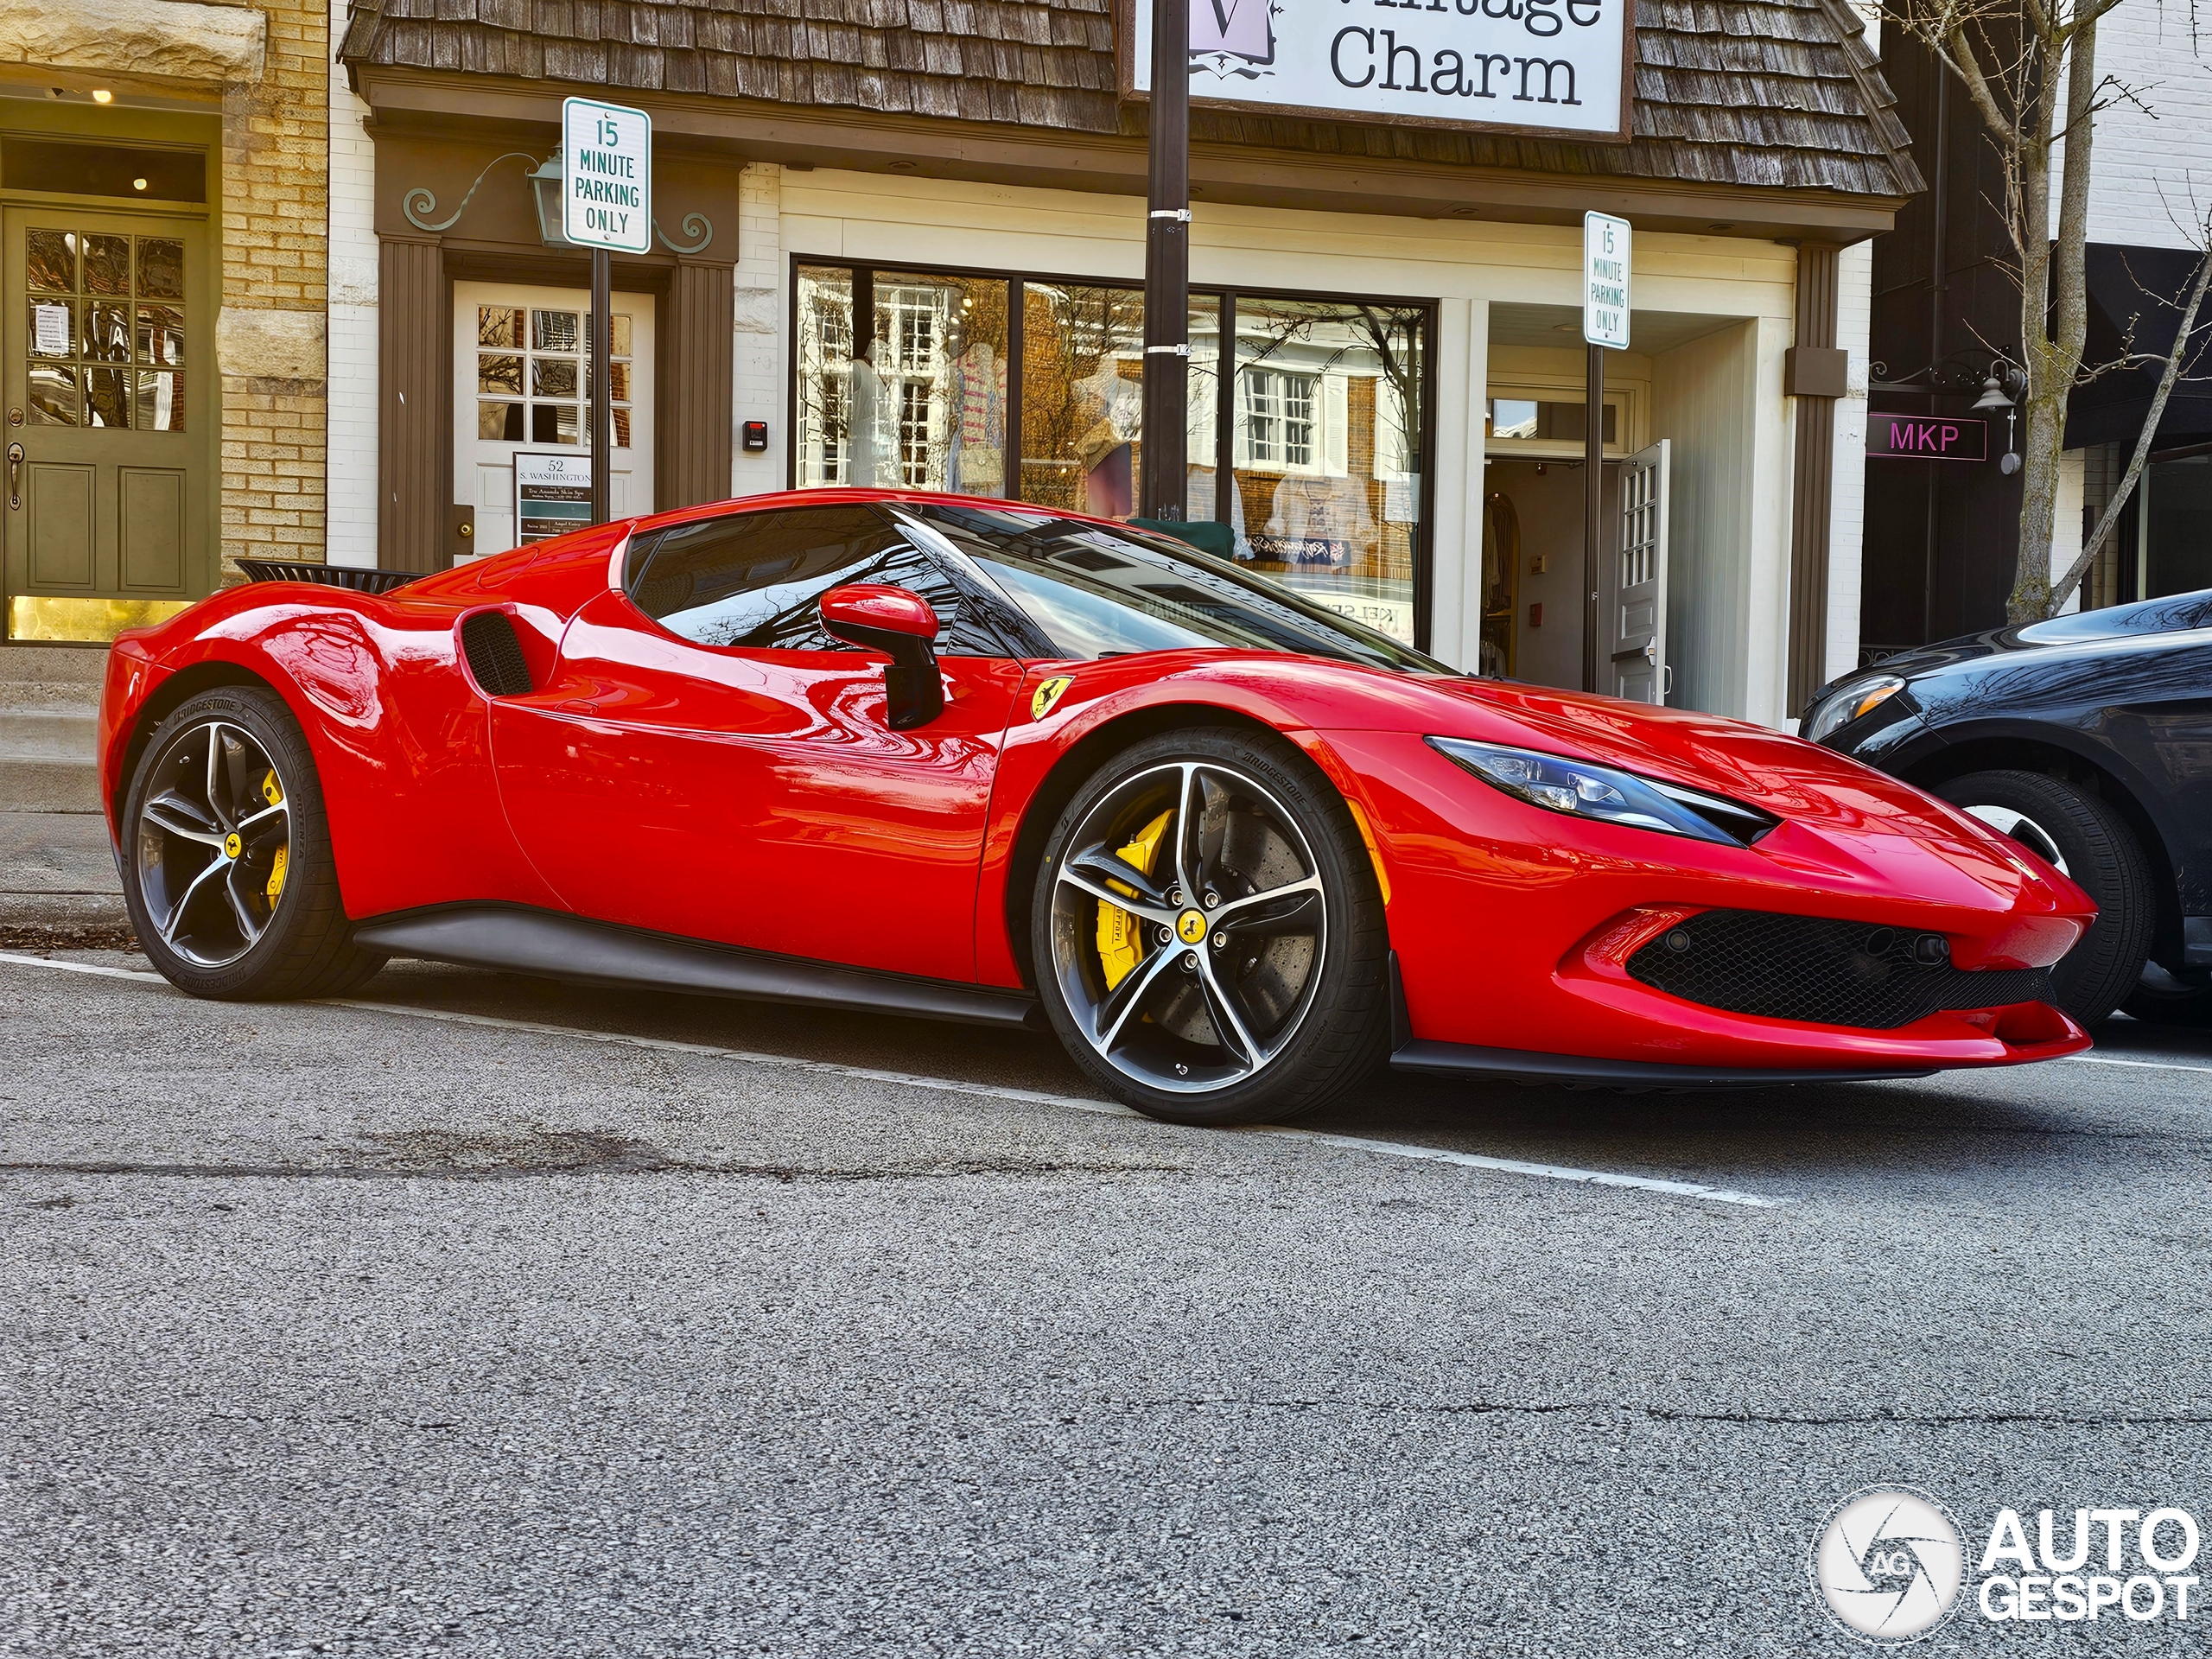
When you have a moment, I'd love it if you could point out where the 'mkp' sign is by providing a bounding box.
[1867,413,1988,461]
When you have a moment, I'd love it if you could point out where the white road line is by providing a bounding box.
[2,950,1781,1207]
[2068,1054,2212,1077]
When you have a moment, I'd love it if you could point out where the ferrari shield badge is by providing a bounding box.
[1031,675,1075,721]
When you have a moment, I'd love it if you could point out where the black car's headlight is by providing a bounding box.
[1803,673,1906,743]
[1427,736,1776,847]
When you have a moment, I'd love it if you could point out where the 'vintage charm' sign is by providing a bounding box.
[1124,0,1632,141]
[1866,414,1989,461]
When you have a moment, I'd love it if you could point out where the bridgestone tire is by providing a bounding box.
[122,685,385,1001]
[1936,769,2153,1028]
[1031,726,1390,1127]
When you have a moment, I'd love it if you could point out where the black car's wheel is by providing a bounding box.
[1031,727,1389,1126]
[1936,769,2153,1027]
[2122,962,2212,1027]
[122,685,385,1000]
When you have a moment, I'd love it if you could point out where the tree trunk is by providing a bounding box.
[2009,11,2102,622]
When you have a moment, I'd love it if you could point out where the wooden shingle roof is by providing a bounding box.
[340,0,1920,200]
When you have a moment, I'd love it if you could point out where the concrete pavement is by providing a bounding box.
[4,949,2210,1656]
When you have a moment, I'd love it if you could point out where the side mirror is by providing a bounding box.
[818,584,944,730]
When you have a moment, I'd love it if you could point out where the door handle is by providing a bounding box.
[1644,640,1656,664]
[6,442,20,511]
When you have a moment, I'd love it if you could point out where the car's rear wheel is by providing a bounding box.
[2122,962,2212,1027]
[122,685,385,1000]
[1031,727,1389,1126]
[1936,769,2152,1027]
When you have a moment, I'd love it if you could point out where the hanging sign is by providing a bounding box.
[561,96,652,255]
[1866,414,1988,461]
[1122,0,1632,141]
[513,451,594,543]
[1583,212,1631,348]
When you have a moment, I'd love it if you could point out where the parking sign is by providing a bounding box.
[1584,212,1631,349]
[562,97,652,255]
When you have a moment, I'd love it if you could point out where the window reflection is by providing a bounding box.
[790,264,1428,647]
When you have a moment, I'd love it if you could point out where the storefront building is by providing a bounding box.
[0,0,329,643]
[319,0,1916,725]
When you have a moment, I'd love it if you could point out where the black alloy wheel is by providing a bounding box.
[1032,727,1389,1126]
[1936,769,2154,1028]
[122,685,385,1000]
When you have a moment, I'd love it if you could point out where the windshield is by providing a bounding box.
[891,502,1452,673]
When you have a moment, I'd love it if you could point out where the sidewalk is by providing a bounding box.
[1,643,130,936]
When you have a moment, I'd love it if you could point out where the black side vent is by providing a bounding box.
[460,610,533,697]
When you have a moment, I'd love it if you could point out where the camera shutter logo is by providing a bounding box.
[1811,1487,1967,1643]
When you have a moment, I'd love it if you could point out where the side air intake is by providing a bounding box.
[459,609,533,697]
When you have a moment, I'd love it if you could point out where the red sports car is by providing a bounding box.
[98,490,2094,1124]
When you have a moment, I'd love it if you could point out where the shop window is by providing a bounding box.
[1229,297,1426,647]
[788,260,1429,649]
[2139,454,2212,600]
[794,266,1008,496]
[23,226,186,430]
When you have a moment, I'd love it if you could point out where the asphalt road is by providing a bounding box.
[4,947,2211,1657]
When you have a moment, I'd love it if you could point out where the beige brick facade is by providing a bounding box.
[219,0,329,572]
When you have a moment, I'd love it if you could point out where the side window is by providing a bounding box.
[626,505,906,648]
[624,503,1041,658]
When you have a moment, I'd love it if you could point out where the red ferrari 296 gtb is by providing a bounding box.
[98,491,2094,1125]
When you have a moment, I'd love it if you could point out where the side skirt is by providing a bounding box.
[352,905,1042,1031]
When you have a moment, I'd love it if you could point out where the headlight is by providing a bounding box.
[1426,736,1775,847]
[1803,673,1906,743]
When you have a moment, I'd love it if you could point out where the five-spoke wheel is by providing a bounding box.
[122,685,385,1000]
[1033,728,1389,1125]
[136,716,292,967]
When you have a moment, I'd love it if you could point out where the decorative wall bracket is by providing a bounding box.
[400,152,541,234]
[655,213,713,256]
[403,152,715,256]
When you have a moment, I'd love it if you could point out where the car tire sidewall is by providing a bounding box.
[1030,726,1388,1128]
[1936,769,2153,1027]
[122,685,354,999]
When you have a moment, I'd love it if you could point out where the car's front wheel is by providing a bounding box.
[1936,768,2152,1027]
[1031,727,1389,1126]
[121,685,385,1000]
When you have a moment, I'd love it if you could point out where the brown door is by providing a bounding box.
[3,207,211,639]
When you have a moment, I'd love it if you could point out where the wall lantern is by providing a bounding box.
[526,155,574,249]
[1973,372,2024,474]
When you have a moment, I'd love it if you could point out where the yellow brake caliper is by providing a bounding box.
[261,769,288,903]
[1096,808,1173,991]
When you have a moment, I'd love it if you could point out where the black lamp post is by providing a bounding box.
[1137,0,1191,523]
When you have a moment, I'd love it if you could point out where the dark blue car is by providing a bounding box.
[1805,589,2212,1028]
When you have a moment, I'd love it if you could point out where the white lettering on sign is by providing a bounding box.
[562,97,652,255]
[1583,211,1631,348]
[1128,0,1629,139]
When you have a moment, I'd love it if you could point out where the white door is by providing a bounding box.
[454,282,654,556]
[1605,440,1669,703]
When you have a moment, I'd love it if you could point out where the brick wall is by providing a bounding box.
[2051,3,2212,251]
[219,0,329,573]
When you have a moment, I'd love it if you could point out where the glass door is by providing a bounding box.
[452,282,654,556]
[4,207,210,640]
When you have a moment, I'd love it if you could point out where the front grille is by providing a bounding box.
[1627,909,2055,1030]
[460,609,533,696]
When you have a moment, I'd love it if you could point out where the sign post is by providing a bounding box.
[1581,211,1630,692]
[1137,0,1192,523]
[561,97,652,527]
